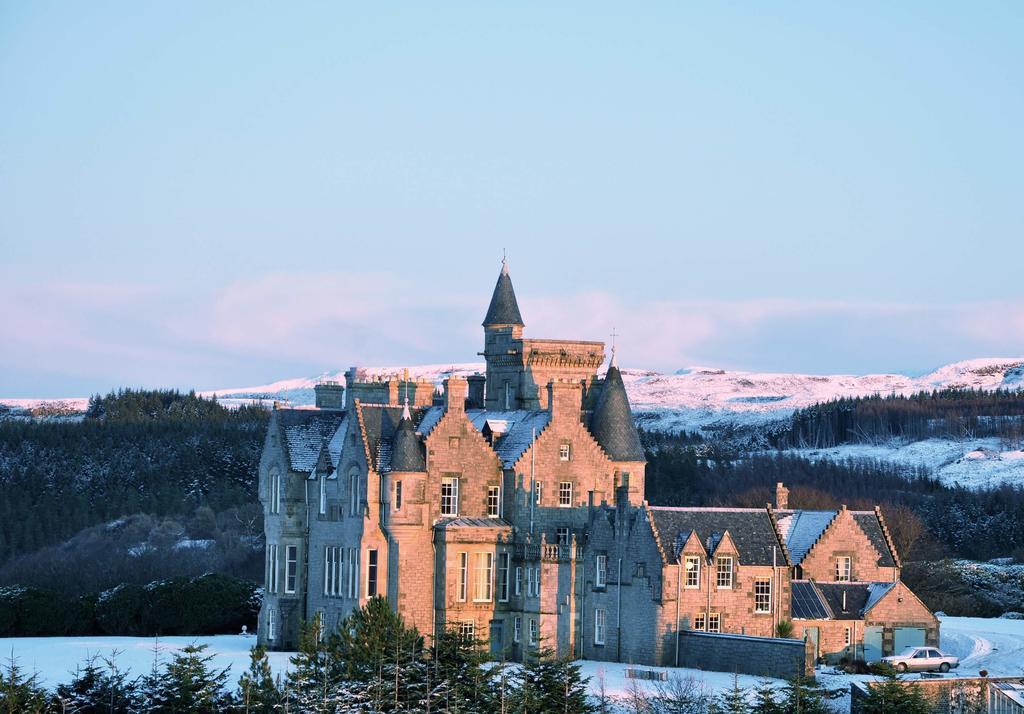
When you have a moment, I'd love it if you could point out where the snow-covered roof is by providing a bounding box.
[775,510,836,565]
[466,409,551,468]
[863,581,897,613]
[279,410,346,473]
[647,507,784,566]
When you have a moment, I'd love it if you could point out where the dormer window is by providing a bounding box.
[684,556,701,589]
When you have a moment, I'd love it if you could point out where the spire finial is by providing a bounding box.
[401,395,411,421]
[609,327,619,368]
[501,249,509,276]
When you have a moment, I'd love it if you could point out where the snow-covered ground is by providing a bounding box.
[2,616,1021,707]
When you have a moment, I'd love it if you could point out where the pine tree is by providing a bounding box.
[858,674,931,714]
[708,674,748,714]
[143,643,232,713]
[507,645,594,714]
[749,680,784,714]
[55,653,141,713]
[778,675,838,714]
[0,653,51,714]
[235,645,281,713]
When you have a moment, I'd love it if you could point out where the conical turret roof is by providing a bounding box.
[390,401,425,472]
[590,362,645,462]
[482,258,524,327]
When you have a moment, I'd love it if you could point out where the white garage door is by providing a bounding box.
[894,627,926,654]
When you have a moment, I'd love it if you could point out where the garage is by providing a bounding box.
[894,627,927,654]
[863,626,884,662]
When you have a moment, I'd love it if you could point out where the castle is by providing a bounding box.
[257,260,937,666]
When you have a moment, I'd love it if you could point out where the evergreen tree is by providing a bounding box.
[749,680,784,714]
[708,674,748,714]
[507,645,594,714]
[0,654,51,714]
[427,628,495,712]
[777,676,839,714]
[857,674,931,714]
[55,653,141,713]
[142,643,232,713]
[235,645,281,713]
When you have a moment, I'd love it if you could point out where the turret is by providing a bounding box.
[391,401,426,473]
[482,257,524,332]
[590,348,646,505]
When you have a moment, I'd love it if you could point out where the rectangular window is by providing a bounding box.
[559,444,571,461]
[366,549,378,597]
[515,566,522,596]
[594,608,607,645]
[558,481,572,507]
[556,527,570,545]
[473,552,494,602]
[513,616,522,643]
[457,552,468,602]
[285,545,298,594]
[394,480,402,511]
[596,554,607,587]
[504,381,511,410]
[350,472,359,516]
[316,611,325,642]
[534,481,543,505]
[347,548,358,599]
[270,473,281,514]
[754,578,771,613]
[266,544,279,594]
[324,546,342,596]
[716,556,733,589]
[836,556,852,582]
[319,475,327,515]
[498,553,510,602]
[693,613,706,632]
[487,486,500,518]
[534,568,541,597]
[708,613,721,633]
[267,608,276,640]
[441,476,459,516]
[844,627,852,646]
[529,618,538,646]
[684,556,701,589]
[459,620,475,642]
[449,436,460,450]
[525,567,533,598]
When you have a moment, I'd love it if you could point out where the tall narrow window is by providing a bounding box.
[271,472,282,514]
[285,545,298,594]
[525,567,533,598]
[754,578,771,613]
[325,546,342,596]
[457,552,468,602]
[367,549,378,597]
[836,556,852,582]
[684,556,701,589]
[319,474,327,515]
[708,613,721,633]
[844,627,852,646]
[558,482,572,507]
[498,553,511,602]
[266,544,279,594]
[504,382,511,410]
[441,476,459,516]
[513,616,522,643]
[515,566,522,596]
[347,548,358,598]
[556,527,570,545]
[349,472,359,516]
[394,480,402,511]
[316,611,325,642]
[716,556,733,589]
[594,608,607,645]
[529,619,538,646]
[267,609,276,640]
[596,554,607,587]
[487,486,500,518]
[473,552,494,602]
[534,481,543,505]
[534,567,541,597]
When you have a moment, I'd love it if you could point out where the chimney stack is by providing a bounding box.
[444,376,469,414]
[775,482,789,510]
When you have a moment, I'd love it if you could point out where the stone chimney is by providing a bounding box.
[775,482,789,510]
[466,374,486,409]
[548,379,583,420]
[444,376,468,414]
[314,382,344,410]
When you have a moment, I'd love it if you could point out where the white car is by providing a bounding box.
[882,646,959,673]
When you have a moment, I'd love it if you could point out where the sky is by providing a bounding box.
[1,2,1022,397]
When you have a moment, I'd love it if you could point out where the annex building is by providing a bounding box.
[257,260,937,665]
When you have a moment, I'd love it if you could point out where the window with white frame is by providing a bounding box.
[534,481,543,505]
[473,552,493,602]
[498,553,510,602]
[347,547,358,598]
[267,608,276,640]
[844,627,852,646]
[441,476,459,516]
[366,549,378,597]
[558,481,572,507]
[394,480,402,511]
[684,556,700,589]
[457,552,468,602]
[596,554,607,587]
[269,470,281,514]
[528,618,538,646]
[559,443,571,461]
[319,474,327,515]
[594,608,607,645]
[316,611,325,642]
[459,621,475,642]
[556,527,570,545]
[504,382,511,410]
[716,556,733,588]
[515,566,522,596]
[487,486,500,518]
[513,616,522,643]
[324,546,341,596]
[693,613,706,631]
[754,578,771,613]
[534,567,541,596]
[285,545,298,594]
[266,544,279,593]
[525,567,533,598]
[835,556,852,582]
[708,613,721,633]
[349,471,359,516]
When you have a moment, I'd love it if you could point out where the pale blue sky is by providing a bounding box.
[1,2,1022,396]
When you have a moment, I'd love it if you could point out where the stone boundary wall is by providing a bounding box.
[675,631,813,680]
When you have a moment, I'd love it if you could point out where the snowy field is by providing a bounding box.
[2,616,1022,709]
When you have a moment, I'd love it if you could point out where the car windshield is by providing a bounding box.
[898,647,919,657]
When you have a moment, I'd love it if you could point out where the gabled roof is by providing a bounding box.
[482,260,524,327]
[278,409,346,472]
[852,512,898,567]
[391,405,426,472]
[775,510,836,565]
[589,365,645,461]
[466,409,551,468]
[791,581,898,621]
[647,507,786,566]
[358,404,431,473]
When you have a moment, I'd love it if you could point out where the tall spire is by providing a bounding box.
[590,351,644,462]
[482,255,524,327]
[391,400,425,472]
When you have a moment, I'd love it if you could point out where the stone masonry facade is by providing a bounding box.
[256,259,937,669]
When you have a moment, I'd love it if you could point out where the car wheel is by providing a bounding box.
[897,663,908,673]
[940,663,950,673]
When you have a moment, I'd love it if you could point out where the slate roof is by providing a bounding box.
[434,517,512,530]
[852,512,897,567]
[467,409,551,468]
[647,507,785,566]
[790,581,832,620]
[775,511,836,565]
[589,365,645,461]
[482,261,524,326]
[391,409,426,472]
[278,409,346,472]
[359,404,430,473]
[815,583,874,620]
